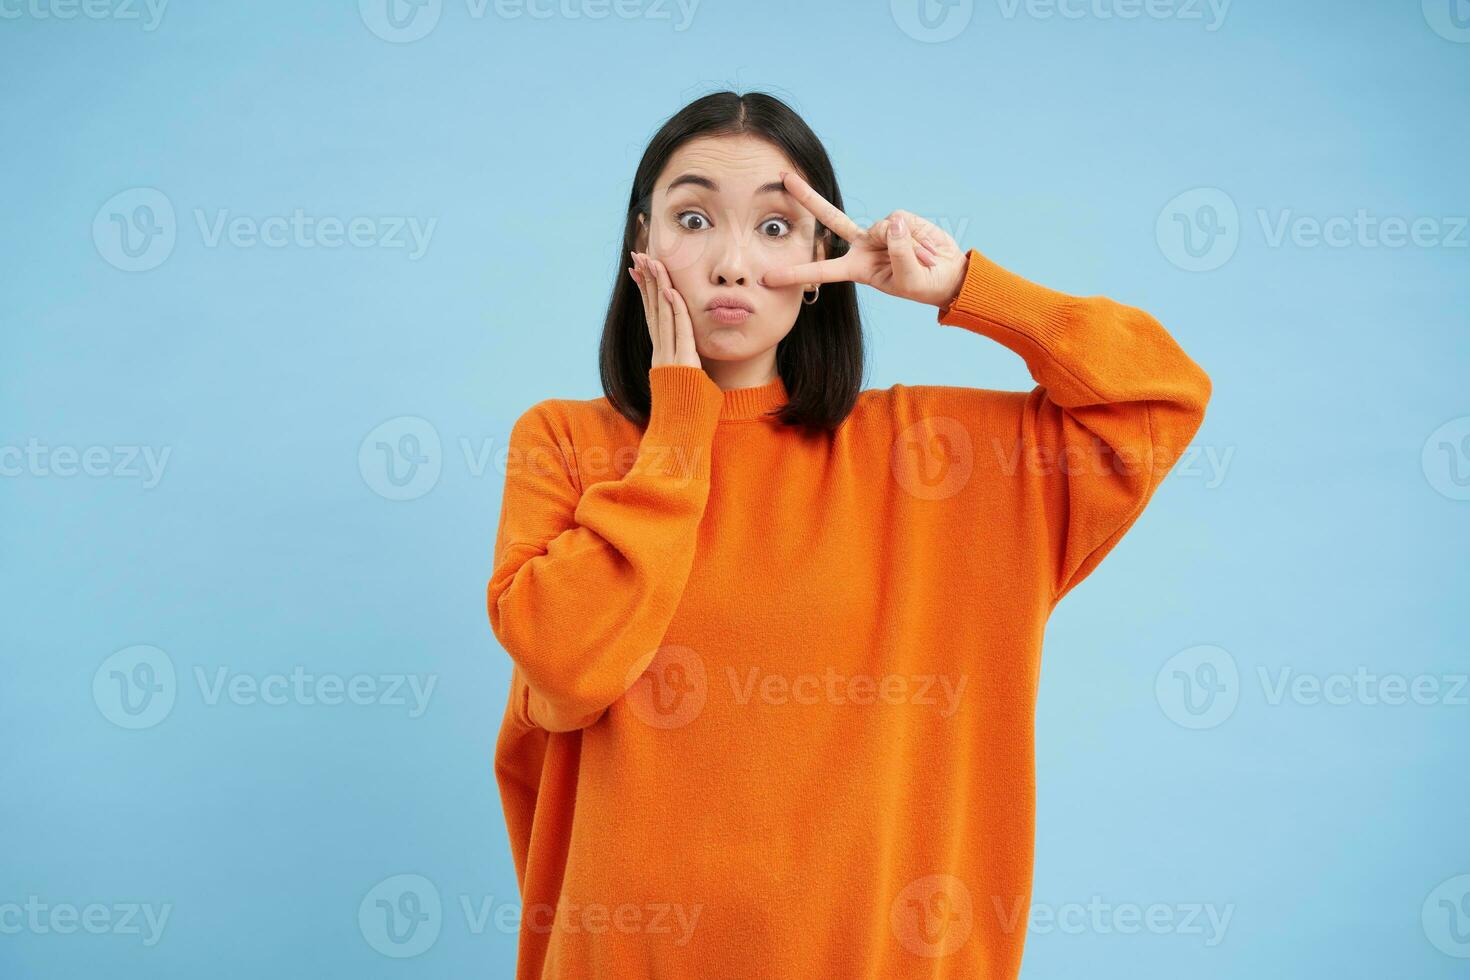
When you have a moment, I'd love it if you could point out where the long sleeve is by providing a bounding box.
[487,364,725,732]
[936,247,1212,607]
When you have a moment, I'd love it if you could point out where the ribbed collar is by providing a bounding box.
[718,372,789,422]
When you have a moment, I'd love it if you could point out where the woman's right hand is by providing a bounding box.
[629,251,702,369]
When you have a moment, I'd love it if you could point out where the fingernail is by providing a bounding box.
[891,217,905,238]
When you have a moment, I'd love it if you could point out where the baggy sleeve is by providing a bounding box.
[487,364,726,731]
[936,247,1213,607]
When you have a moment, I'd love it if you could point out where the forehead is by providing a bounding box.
[655,135,794,195]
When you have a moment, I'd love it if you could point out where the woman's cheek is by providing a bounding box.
[665,266,693,301]
[654,232,708,276]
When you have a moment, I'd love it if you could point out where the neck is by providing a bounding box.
[699,355,788,423]
[700,353,779,392]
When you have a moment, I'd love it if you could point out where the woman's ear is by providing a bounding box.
[633,212,649,254]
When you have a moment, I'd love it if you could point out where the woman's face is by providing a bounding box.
[635,134,826,363]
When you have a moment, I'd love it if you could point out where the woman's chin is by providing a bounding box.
[694,327,764,361]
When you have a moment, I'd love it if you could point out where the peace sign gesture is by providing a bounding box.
[760,171,969,309]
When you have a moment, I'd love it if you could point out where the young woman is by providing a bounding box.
[488,91,1211,979]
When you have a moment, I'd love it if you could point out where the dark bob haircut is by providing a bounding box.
[599,90,865,433]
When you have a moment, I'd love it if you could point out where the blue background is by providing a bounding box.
[3,0,1467,976]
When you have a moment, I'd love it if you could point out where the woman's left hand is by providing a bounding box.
[760,171,969,309]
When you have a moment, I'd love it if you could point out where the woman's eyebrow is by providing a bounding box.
[664,173,789,197]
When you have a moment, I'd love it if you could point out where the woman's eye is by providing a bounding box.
[673,211,790,237]
[675,211,709,231]
[760,217,792,238]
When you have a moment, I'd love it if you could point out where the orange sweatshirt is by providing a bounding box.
[487,247,1211,979]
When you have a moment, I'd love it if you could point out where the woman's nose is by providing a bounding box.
[711,235,750,285]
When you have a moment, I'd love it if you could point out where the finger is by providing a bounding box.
[650,258,676,354]
[665,280,696,362]
[639,253,661,327]
[910,227,939,264]
[884,216,924,286]
[634,253,661,349]
[884,209,945,256]
[780,170,867,245]
[762,254,860,288]
[878,211,941,263]
[894,208,940,241]
[632,252,653,309]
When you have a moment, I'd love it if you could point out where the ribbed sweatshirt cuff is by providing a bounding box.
[638,365,725,482]
[937,247,1077,352]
